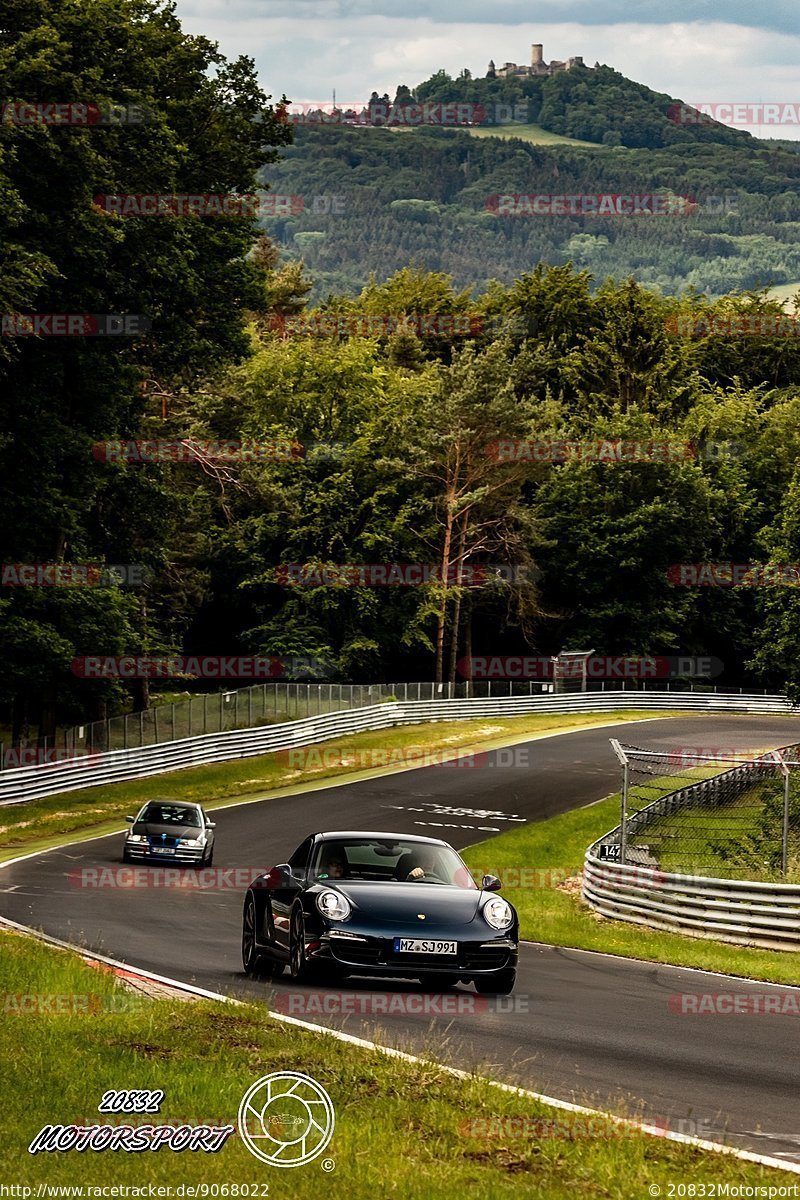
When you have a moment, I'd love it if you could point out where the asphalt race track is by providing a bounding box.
[3,715,800,1162]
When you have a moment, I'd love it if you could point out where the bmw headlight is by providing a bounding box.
[180,836,205,847]
[126,834,147,844]
[483,897,513,930]
[316,890,351,921]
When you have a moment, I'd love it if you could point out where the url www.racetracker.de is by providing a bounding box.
[0,1187,271,1198]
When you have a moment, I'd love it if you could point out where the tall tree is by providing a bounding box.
[0,0,290,737]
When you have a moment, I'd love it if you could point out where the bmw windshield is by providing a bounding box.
[136,804,202,827]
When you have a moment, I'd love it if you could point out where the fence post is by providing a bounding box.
[203,693,208,734]
[610,738,630,865]
[171,705,176,742]
[775,752,791,877]
[154,707,159,744]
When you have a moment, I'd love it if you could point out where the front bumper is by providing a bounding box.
[124,841,206,864]
[313,928,517,976]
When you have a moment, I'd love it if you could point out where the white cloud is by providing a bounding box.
[174,4,800,136]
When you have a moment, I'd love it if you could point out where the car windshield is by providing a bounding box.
[311,838,476,888]
[138,803,202,827]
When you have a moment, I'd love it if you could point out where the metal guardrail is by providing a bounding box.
[0,689,794,807]
[583,739,800,951]
[582,856,800,952]
[4,678,782,769]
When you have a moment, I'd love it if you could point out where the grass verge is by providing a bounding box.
[466,122,600,147]
[0,709,666,862]
[462,796,800,985]
[1,927,796,1196]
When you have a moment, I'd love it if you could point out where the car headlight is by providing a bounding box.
[316,890,351,921]
[180,836,205,847]
[483,897,513,930]
[126,834,147,844]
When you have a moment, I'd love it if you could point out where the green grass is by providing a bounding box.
[462,796,800,984]
[470,122,599,148]
[0,709,666,861]
[623,770,800,883]
[466,122,600,147]
[766,281,800,309]
[1,929,796,1195]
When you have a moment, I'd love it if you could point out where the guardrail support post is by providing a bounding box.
[775,751,791,877]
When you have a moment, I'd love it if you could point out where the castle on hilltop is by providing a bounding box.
[489,44,585,79]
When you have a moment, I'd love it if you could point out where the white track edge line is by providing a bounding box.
[520,941,800,991]
[1,913,797,1176]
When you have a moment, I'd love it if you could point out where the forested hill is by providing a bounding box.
[259,66,800,301]
[392,63,753,150]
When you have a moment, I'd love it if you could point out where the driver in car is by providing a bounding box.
[317,850,348,879]
[406,847,438,881]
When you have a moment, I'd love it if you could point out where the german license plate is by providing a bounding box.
[151,846,175,855]
[393,938,457,955]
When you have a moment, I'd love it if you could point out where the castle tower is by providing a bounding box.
[531,43,543,66]
[487,58,496,78]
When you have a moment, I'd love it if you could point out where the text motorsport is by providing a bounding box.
[28,1124,234,1155]
[28,1090,233,1156]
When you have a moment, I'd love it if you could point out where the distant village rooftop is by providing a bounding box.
[488,44,586,78]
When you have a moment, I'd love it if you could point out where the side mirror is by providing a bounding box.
[125,815,135,823]
[206,822,216,829]
[481,874,502,892]
[268,864,300,889]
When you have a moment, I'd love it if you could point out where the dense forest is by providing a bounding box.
[261,125,800,301]
[3,0,800,745]
[260,65,800,300]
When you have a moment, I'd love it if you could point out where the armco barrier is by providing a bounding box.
[0,690,795,808]
[583,738,800,951]
[582,856,800,952]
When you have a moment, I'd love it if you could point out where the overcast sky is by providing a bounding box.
[175,1,798,135]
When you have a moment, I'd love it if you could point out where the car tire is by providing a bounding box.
[205,847,214,868]
[289,907,316,983]
[242,895,271,977]
[474,968,516,996]
[122,850,132,864]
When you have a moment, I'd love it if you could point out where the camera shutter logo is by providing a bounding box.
[237,1071,335,1167]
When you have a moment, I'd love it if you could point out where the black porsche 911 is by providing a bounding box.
[241,831,518,994]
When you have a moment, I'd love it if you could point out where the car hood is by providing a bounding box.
[131,822,202,840]
[321,882,484,926]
